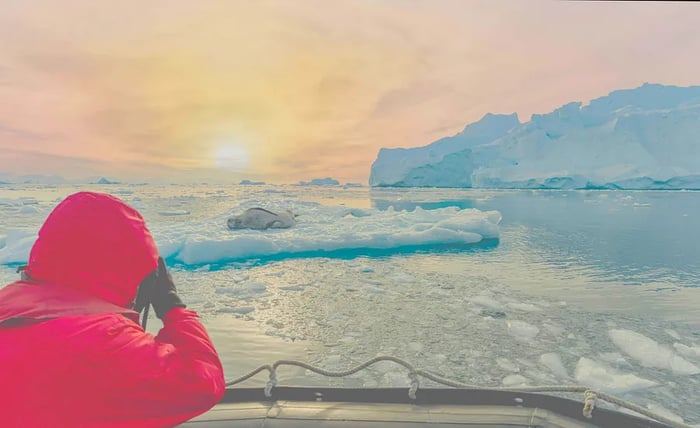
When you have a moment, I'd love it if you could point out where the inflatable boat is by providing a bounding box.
[182,357,685,428]
[183,386,673,427]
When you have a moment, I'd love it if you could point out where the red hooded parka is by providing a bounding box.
[0,192,225,427]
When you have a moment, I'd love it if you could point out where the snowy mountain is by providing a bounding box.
[369,83,700,189]
[94,177,120,185]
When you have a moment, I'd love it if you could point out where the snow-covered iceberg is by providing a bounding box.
[370,84,700,189]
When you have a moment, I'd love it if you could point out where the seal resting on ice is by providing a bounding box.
[227,208,297,230]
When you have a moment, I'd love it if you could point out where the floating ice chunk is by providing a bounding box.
[645,403,685,424]
[0,198,20,207]
[232,274,250,283]
[158,209,191,216]
[470,295,502,310]
[673,343,700,360]
[598,352,630,367]
[174,236,280,265]
[575,357,656,394]
[542,322,565,337]
[502,374,528,386]
[665,329,681,340]
[496,358,520,373]
[506,302,543,312]
[279,285,305,291]
[0,230,36,264]
[215,282,267,298]
[609,329,700,375]
[539,353,569,378]
[18,205,41,214]
[507,320,540,342]
[150,204,501,266]
[219,306,255,315]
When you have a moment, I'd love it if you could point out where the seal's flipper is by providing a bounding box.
[265,220,282,229]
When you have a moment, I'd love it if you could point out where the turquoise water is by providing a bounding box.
[1,185,699,422]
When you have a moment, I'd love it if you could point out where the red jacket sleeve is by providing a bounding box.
[83,308,225,427]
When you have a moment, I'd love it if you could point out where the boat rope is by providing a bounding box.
[225,355,692,428]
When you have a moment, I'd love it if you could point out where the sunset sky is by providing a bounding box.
[1,0,699,184]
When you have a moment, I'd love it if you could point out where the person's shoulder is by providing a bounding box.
[50,313,145,348]
[61,314,155,364]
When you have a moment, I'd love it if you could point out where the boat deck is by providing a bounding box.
[181,388,668,428]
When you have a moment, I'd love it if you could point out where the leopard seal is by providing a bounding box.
[227,208,297,230]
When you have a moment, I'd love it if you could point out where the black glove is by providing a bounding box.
[134,257,186,319]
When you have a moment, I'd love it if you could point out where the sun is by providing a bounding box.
[214,144,250,172]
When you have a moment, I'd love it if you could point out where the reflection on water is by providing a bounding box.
[365,189,700,323]
[371,189,700,290]
[372,198,477,211]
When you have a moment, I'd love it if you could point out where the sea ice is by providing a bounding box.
[645,403,685,424]
[506,320,540,342]
[538,353,569,379]
[502,374,528,386]
[158,209,191,216]
[506,302,543,312]
[609,329,700,375]
[18,205,41,214]
[574,357,656,394]
[666,329,681,340]
[496,358,520,373]
[673,343,700,360]
[152,203,501,266]
[470,295,503,310]
[0,230,37,264]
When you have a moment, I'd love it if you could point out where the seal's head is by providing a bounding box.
[227,216,243,230]
[24,192,159,307]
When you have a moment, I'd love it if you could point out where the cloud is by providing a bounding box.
[0,0,699,182]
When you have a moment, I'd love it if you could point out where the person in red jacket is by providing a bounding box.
[0,191,225,427]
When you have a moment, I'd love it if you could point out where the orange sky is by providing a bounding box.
[1,0,699,184]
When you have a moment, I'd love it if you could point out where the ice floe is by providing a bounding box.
[609,329,700,375]
[574,357,657,394]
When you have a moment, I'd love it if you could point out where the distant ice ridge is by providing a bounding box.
[370,84,700,189]
[0,202,501,266]
[298,177,340,186]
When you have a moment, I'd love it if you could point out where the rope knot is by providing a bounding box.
[408,372,419,400]
[583,390,597,418]
[264,368,278,398]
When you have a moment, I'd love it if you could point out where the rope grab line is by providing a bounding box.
[225,355,692,428]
